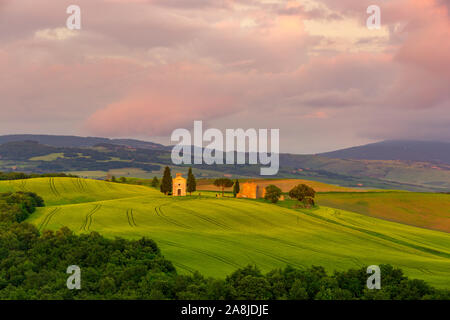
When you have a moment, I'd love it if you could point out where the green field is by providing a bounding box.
[29,152,65,161]
[317,192,450,233]
[2,177,450,288]
[0,177,151,206]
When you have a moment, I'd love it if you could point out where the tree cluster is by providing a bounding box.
[289,184,316,207]
[213,178,234,197]
[0,172,78,181]
[0,191,44,223]
[264,185,282,203]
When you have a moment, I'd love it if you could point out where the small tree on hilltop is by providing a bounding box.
[264,185,282,203]
[151,176,159,188]
[160,166,173,195]
[233,179,240,198]
[289,184,316,207]
[213,178,234,197]
[187,167,197,196]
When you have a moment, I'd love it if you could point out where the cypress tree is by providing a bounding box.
[187,167,196,196]
[151,176,159,188]
[233,179,240,197]
[160,167,172,195]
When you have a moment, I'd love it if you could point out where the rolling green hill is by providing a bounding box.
[317,192,450,233]
[0,177,153,206]
[4,177,450,288]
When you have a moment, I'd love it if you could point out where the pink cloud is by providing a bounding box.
[84,63,238,136]
[0,0,449,152]
[382,0,450,109]
[85,90,235,136]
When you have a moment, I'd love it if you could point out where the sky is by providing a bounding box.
[0,0,449,153]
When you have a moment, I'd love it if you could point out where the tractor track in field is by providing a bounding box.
[80,204,102,232]
[9,179,27,191]
[173,262,196,274]
[174,205,232,230]
[297,209,450,260]
[48,178,60,197]
[126,208,137,227]
[154,200,305,270]
[158,239,241,269]
[81,178,90,191]
[256,234,368,269]
[19,179,27,191]
[39,207,61,231]
[348,257,365,268]
[256,234,328,256]
[211,236,306,270]
[154,204,192,229]
[77,178,88,192]
[417,267,434,275]
[211,201,277,227]
[71,178,88,194]
[153,197,230,230]
[253,248,305,270]
[71,178,83,193]
[104,181,115,190]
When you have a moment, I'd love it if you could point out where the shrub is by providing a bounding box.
[264,185,282,203]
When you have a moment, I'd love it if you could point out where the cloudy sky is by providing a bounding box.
[0,0,449,153]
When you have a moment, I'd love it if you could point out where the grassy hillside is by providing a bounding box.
[0,177,153,206]
[317,192,450,233]
[6,177,450,288]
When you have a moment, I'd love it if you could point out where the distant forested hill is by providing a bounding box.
[319,140,450,165]
[0,134,168,150]
[0,135,449,192]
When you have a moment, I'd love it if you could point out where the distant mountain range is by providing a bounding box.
[0,134,169,151]
[0,135,449,192]
[320,140,450,165]
[2,135,448,164]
